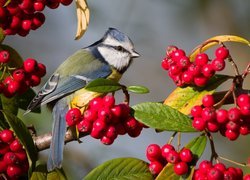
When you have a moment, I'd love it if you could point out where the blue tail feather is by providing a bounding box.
[47,99,68,171]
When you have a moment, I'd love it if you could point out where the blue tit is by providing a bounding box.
[25,28,140,171]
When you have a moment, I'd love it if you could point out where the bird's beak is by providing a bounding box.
[131,50,140,58]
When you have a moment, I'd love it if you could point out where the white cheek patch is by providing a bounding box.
[98,46,130,71]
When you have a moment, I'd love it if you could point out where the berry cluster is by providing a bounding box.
[193,160,250,180]
[65,95,145,145]
[161,46,229,87]
[0,50,46,98]
[0,129,28,179]
[146,143,194,176]
[191,94,250,140]
[0,0,73,36]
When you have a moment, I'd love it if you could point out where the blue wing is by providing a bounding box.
[25,49,112,113]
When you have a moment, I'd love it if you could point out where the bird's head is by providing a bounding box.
[96,28,140,73]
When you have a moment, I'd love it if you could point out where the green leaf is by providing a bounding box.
[0,44,23,67]
[18,88,41,113]
[127,85,149,94]
[164,74,230,115]
[2,110,37,170]
[132,102,195,132]
[30,164,47,180]
[156,135,207,180]
[0,28,5,44]
[85,78,121,93]
[84,157,153,180]
[47,168,67,180]
[1,95,19,116]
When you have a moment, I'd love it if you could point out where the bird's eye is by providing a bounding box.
[116,46,124,51]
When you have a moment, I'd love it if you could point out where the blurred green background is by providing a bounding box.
[4,0,250,179]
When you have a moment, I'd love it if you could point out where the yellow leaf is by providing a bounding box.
[75,0,90,40]
[189,35,250,61]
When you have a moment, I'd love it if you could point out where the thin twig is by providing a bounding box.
[206,131,218,162]
[177,132,181,151]
[218,155,246,167]
[167,131,177,144]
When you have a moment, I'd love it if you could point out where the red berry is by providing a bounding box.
[98,107,112,123]
[161,58,170,70]
[4,152,19,165]
[111,105,122,119]
[12,69,26,82]
[89,97,103,110]
[172,49,186,61]
[23,58,37,73]
[0,143,10,155]
[194,76,208,87]
[35,63,46,77]
[161,144,175,159]
[214,163,226,172]
[127,125,142,138]
[92,119,107,132]
[181,71,193,84]
[188,64,201,77]
[10,139,22,152]
[195,53,209,66]
[169,65,182,75]
[239,125,250,135]
[6,164,22,178]
[33,1,45,11]
[105,125,117,139]
[207,167,224,180]
[100,136,114,145]
[179,148,193,163]
[224,170,236,180]
[77,120,92,133]
[240,105,250,116]
[14,150,27,162]
[7,81,20,95]
[202,64,215,78]
[211,58,225,71]
[228,107,241,122]
[103,95,115,108]
[46,0,60,9]
[32,12,46,29]
[146,144,162,162]
[237,94,250,107]
[216,109,228,124]
[225,129,239,141]
[202,107,216,122]
[166,46,178,57]
[166,150,180,164]
[192,117,206,131]
[177,56,190,69]
[0,129,14,143]
[19,0,33,10]
[235,168,243,179]
[202,95,215,107]
[191,105,203,117]
[90,127,103,139]
[244,174,250,180]
[115,123,126,135]
[226,121,239,131]
[124,116,138,131]
[149,161,163,175]
[207,121,220,132]
[174,162,188,176]
[0,50,10,63]
[22,19,32,31]
[60,0,73,6]
[10,16,21,29]
[119,103,131,118]
[0,158,7,173]
[83,109,97,122]
[215,46,229,59]
[65,108,82,126]
[193,169,207,180]
[199,160,213,174]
